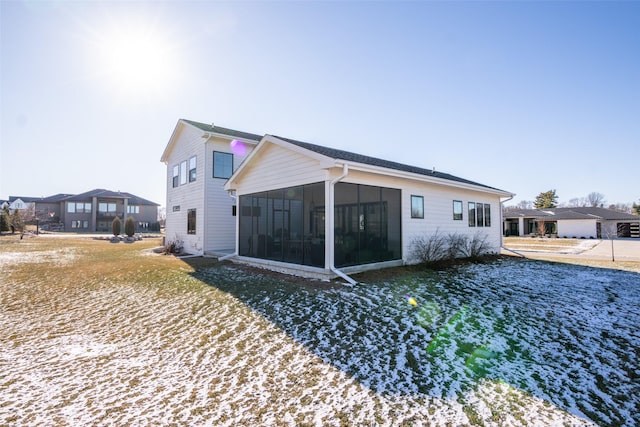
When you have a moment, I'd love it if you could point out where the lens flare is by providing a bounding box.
[405,295,418,307]
[230,139,247,156]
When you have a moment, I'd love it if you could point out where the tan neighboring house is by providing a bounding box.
[162,119,514,280]
[8,189,159,232]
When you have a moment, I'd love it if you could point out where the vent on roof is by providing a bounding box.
[432,167,435,174]
[211,122,215,130]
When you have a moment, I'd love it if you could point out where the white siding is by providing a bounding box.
[204,137,255,252]
[164,125,206,254]
[558,219,598,239]
[234,144,329,195]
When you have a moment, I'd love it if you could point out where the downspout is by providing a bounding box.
[218,190,238,261]
[500,195,525,257]
[329,164,358,285]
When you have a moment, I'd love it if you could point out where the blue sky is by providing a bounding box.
[1,1,639,209]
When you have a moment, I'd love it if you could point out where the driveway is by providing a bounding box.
[580,239,640,261]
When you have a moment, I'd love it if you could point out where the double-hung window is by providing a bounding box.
[180,161,187,185]
[172,165,179,188]
[189,156,197,182]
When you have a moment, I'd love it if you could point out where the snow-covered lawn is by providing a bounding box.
[1,238,638,426]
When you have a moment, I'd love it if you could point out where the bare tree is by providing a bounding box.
[608,203,632,214]
[516,200,533,209]
[587,192,606,207]
[567,197,587,207]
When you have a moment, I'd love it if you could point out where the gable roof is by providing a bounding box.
[273,135,509,193]
[505,207,640,221]
[161,119,262,163]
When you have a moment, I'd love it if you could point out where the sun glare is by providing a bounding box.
[91,20,180,99]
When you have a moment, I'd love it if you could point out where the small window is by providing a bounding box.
[468,202,476,227]
[476,203,484,227]
[172,165,179,188]
[232,205,237,216]
[484,204,491,227]
[453,200,463,220]
[84,203,92,213]
[213,152,233,179]
[67,203,76,213]
[187,209,196,234]
[172,205,180,212]
[189,156,197,182]
[411,195,424,219]
[180,161,187,185]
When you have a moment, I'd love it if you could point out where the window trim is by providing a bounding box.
[213,151,234,179]
[453,200,463,221]
[411,195,424,219]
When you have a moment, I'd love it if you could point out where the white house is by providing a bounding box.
[161,118,514,281]
[504,207,640,239]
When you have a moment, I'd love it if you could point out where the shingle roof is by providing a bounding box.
[182,119,262,142]
[505,207,640,221]
[272,135,508,193]
[66,189,159,206]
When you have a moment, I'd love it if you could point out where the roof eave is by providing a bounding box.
[336,160,514,197]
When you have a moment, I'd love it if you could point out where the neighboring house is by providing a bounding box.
[504,207,640,239]
[8,190,159,232]
[162,119,514,279]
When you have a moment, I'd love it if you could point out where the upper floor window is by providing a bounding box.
[411,195,424,219]
[189,156,197,182]
[99,203,117,213]
[180,161,187,185]
[172,165,179,188]
[453,200,463,220]
[213,151,233,179]
[127,205,140,214]
[67,202,91,213]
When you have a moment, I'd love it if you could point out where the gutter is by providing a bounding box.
[499,194,525,257]
[329,164,358,286]
[218,190,239,262]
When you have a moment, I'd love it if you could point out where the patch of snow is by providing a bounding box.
[1,257,637,426]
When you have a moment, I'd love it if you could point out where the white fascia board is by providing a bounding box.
[266,135,335,167]
[160,119,187,163]
[224,135,271,191]
[338,161,514,198]
[224,135,335,191]
[204,131,261,145]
